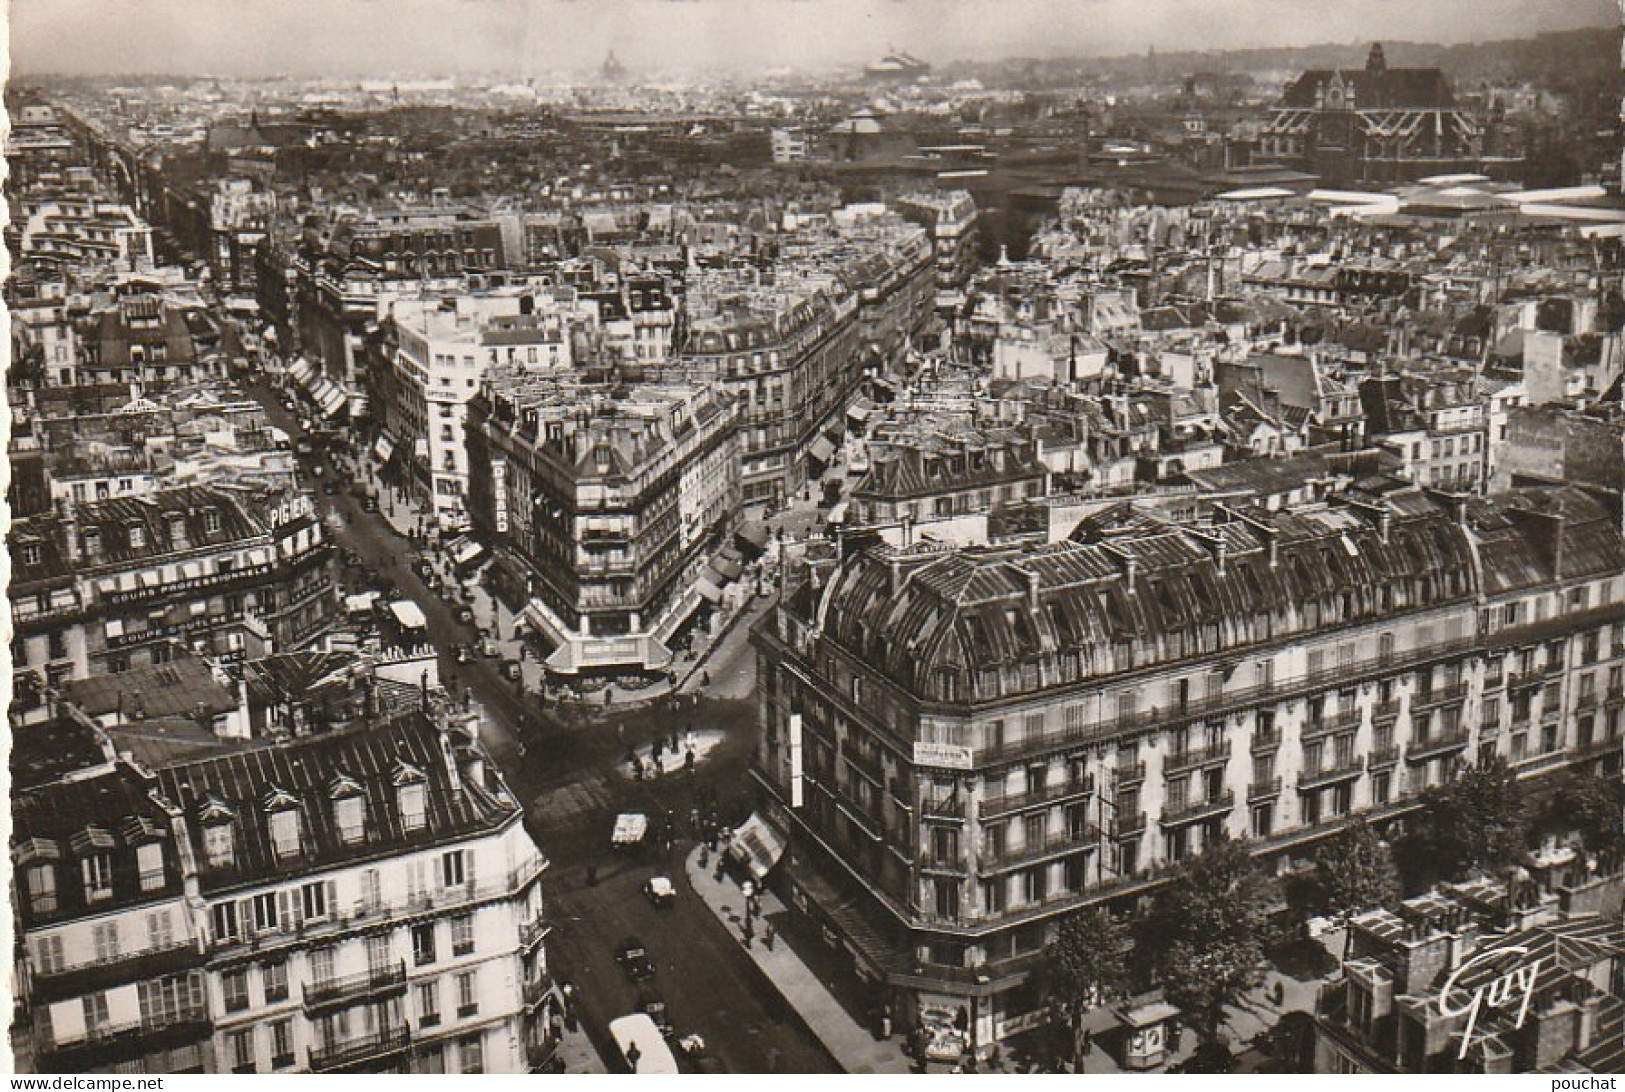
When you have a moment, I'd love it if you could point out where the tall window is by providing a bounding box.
[335,796,366,845]
[93,921,120,962]
[222,968,250,1013]
[147,910,174,950]
[456,970,478,1017]
[213,902,239,943]
[418,980,441,1027]
[262,959,289,1004]
[25,865,58,914]
[203,823,235,870]
[412,923,438,966]
[270,1019,294,1068]
[451,914,475,957]
[136,843,165,891]
[460,1034,484,1075]
[269,810,301,859]
[230,1028,256,1073]
[440,850,468,889]
[82,854,113,902]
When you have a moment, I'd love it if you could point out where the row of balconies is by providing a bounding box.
[301,959,408,1016]
[980,827,1102,875]
[978,775,1095,820]
[1161,739,1233,775]
[37,1002,211,1061]
[307,1026,412,1073]
[972,634,1485,766]
[208,856,547,958]
[26,938,207,1006]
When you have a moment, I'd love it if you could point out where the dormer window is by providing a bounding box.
[203,822,235,869]
[81,853,114,902]
[331,774,367,845]
[400,782,427,832]
[24,864,58,914]
[203,507,222,534]
[83,527,102,561]
[394,760,428,832]
[20,543,41,567]
[128,521,146,549]
[269,809,301,860]
[264,787,303,860]
[136,842,165,891]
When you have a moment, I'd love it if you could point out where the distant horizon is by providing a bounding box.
[10,0,1620,80]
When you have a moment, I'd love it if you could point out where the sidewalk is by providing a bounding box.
[556,1020,608,1074]
[682,845,911,1075]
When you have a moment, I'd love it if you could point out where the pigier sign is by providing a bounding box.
[1437,945,1543,1061]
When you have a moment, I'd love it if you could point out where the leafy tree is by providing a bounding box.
[1030,907,1131,1067]
[1399,758,1528,887]
[1538,770,1625,854]
[1140,836,1270,1042]
[1035,906,1130,1013]
[1314,821,1401,916]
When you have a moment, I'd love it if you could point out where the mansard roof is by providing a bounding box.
[156,713,520,894]
[815,487,1620,704]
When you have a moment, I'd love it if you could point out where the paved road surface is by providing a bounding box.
[246,378,838,1073]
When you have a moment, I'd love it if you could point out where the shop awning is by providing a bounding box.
[712,553,744,582]
[846,399,875,422]
[288,357,315,385]
[373,436,396,463]
[736,520,771,553]
[807,434,837,465]
[452,539,487,568]
[827,501,850,525]
[388,599,427,630]
[318,385,349,420]
[727,812,788,882]
[694,575,724,603]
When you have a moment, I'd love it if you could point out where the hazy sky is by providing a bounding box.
[10,0,1620,77]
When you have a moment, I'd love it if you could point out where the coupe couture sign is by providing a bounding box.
[1437,945,1543,1061]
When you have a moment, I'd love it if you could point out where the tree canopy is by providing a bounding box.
[1398,757,1528,889]
[1314,820,1401,916]
[1139,836,1270,1041]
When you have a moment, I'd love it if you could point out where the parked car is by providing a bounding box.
[503,661,523,681]
[615,937,656,982]
[642,876,676,908]
[362,496,380,513]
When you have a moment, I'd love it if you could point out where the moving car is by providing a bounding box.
[637,986,672,1036]
[614,937,656,982]
[361,496,380,513]
[642,876,676,908]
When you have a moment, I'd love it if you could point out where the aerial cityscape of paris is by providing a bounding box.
[5,0,1623,1077]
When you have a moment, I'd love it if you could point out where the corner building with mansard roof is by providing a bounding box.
[751,486,1625,1055]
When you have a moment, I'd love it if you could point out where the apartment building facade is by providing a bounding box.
[465,374,740,674]
[14,753,213,1074]
[12,712,557,1075]
[8,485,337,684]
[384,293,578,531]
[750,485,1625,1054]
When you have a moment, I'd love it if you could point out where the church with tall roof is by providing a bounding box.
[1259,44,1490,187]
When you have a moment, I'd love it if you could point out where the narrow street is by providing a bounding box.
[245,378,839,1073]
